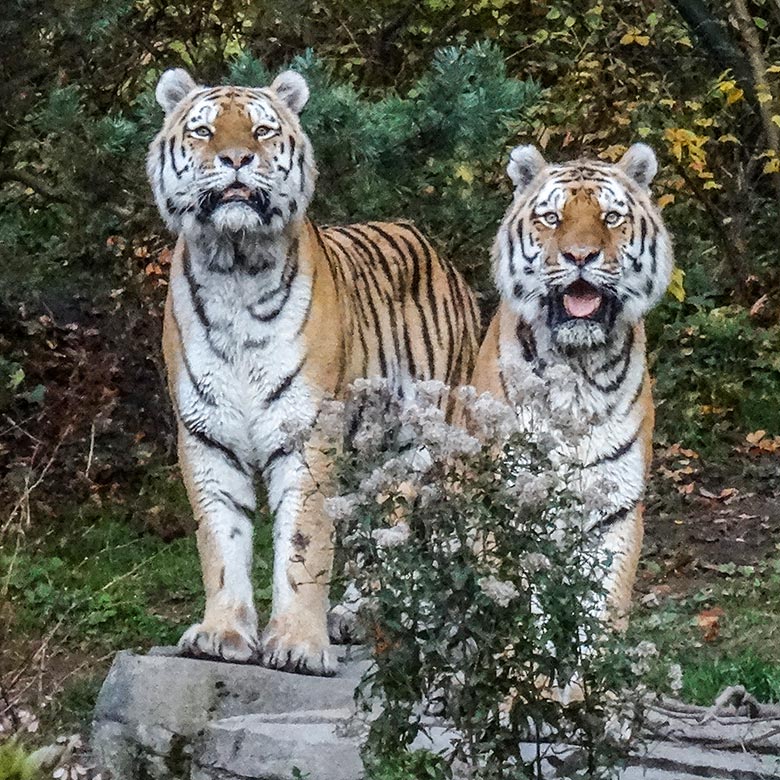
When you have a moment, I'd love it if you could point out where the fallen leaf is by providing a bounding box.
[697,607,725,642]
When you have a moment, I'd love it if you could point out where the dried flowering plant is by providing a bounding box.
[324,379,662,780]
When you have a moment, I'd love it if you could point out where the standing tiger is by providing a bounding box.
[147,68,480,675]
[471,143,673,627]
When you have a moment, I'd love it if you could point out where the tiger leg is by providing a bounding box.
[539,505,644,705]
[176,423,259,662]
[259,442,335,675]
[599,503,644,631]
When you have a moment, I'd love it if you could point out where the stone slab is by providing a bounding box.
[92,647,780,780]
[192,714,364,780]
[92,646,368,779]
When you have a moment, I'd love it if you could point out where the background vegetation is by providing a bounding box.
[2,0,780,770]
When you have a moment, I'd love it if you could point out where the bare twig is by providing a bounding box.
[85,421,96,479]
[731,0,780,204]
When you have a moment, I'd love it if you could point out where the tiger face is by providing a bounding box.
[147,68,315,238]
[493,144,673,351]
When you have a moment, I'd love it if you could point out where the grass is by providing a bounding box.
[631,557,780,704]
[4,461,780,749]
[1,497,276,738]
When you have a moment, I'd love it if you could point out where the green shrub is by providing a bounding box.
[327,381,664,779]
[0,742,38,780]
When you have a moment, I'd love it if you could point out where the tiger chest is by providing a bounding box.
[169,265,318,469]
[500,341,648,516]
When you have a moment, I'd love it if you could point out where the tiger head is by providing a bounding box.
[493,144,673,352]
[147,68,315,239]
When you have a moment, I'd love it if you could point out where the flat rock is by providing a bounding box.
[91,646,369,779]
[92,647,780,779]
[192,715,364,780]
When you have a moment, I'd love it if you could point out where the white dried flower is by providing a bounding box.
[323,495,358,522]
[522,553,551,573]
[372,522,410,548]
[668,663,684,693]
[478,575,519,607]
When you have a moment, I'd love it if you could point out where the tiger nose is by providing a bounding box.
[561,247,601,267]
[217,149,255,169]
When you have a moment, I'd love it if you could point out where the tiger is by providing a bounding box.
[470,143,673,632]
[146,67,481,675]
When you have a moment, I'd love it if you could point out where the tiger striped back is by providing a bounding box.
[147,67,480,675]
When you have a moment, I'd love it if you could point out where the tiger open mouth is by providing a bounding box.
[548,279,618,330]
[563,279,603,319]
[199,184,271,220]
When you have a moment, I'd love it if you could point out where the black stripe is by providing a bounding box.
[170,308,218,406]
[395,232,436,377]
[589,429,640,467]
[180,416,248,475]
[183,249,231,362]
[157,139,166,191]
[262,446,288,475]
[219,491,255,521]
[331,229,389,377]
[266,359,304,405]
[404,224,443,348]
[589,502,638,534]
[168,136,186,177]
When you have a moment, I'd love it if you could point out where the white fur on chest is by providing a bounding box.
[500,327,647,524]
[170,256,316,468]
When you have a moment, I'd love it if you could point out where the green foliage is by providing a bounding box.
[365,749,450,780]
[0,742,38,780]
[632,557,780,705]
[683,652,780,704]
[1,507,274,651]
[332,383,656,778]
[650,295,780,450]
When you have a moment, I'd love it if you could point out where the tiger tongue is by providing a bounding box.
[563,290,602,318]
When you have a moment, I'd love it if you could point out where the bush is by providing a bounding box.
[325,381,666,779]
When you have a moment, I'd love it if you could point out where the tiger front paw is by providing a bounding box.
[178,620,258,663]
[259,616,334,676]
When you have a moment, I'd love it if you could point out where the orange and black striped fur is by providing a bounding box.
[147,69,480,675]
[471,144,673,628]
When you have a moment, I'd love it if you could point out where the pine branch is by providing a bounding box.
[0,167,132,219]
[0,168,67,203]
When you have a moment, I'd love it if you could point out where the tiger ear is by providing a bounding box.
[155,68,197,115]
[619,143,658,189]
[271,70,310,114]
[507,145,546,193]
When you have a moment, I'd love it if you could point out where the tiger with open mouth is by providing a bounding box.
[471,143,674,628]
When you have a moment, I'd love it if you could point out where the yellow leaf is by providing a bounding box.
[635,35,650,46]
[620,32,635,45]
[454,163,474,184]
[767,65,780,73]
[676,36,692,47]
[764,158,780,174]
[702,180,722,189]
[718,134,739,143]
[757,91,773,104]
[726,87,744,105]
[667,267,686,302]
[719,80,737,93]
[657,194,675,209]
[773,116,780,128]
